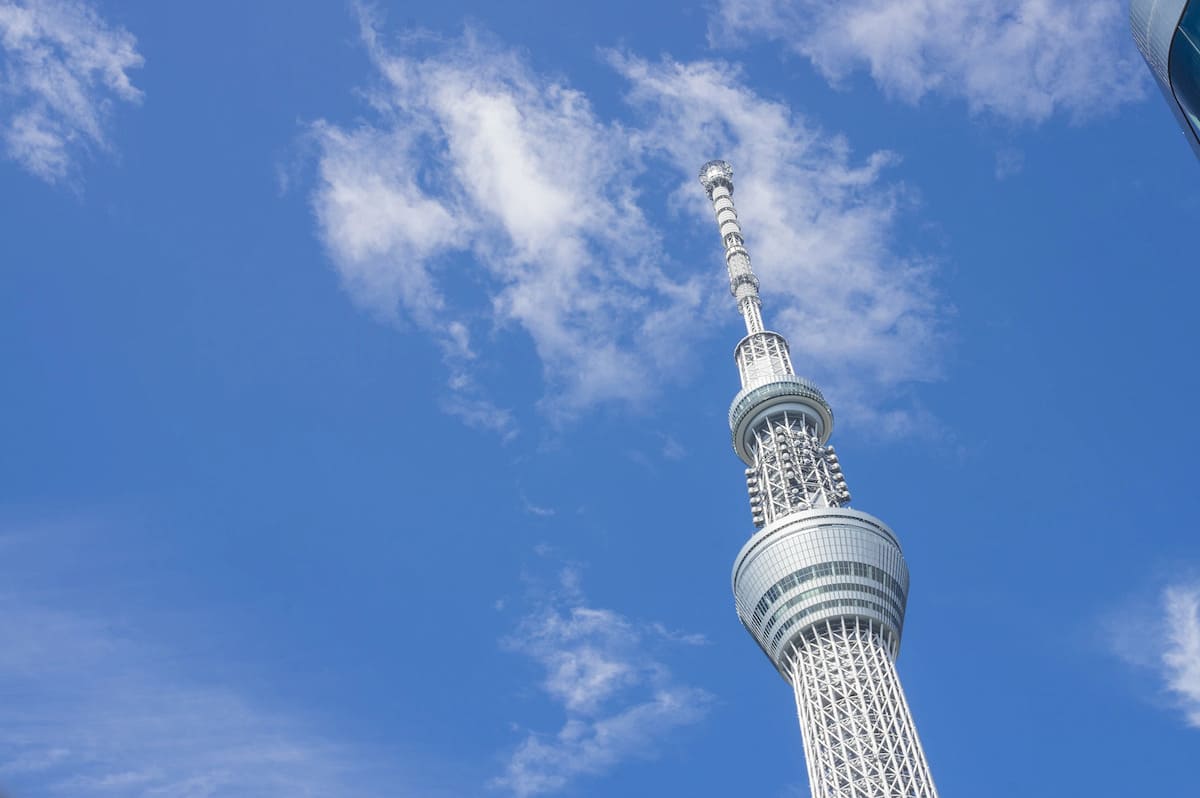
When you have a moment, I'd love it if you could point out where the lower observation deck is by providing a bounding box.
[731,507,910,679]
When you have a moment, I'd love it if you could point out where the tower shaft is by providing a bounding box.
[700,160,938,798]
[790,620,937,798]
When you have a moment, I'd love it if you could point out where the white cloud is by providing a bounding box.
[1163,585,1200,727]
[0,0,143,183]
[494,569,712,797]
[994,147,1025,180]
[649,622,709,646]
[0,523,441,798]
[444,391,519,441]
[1108,580,1200,730]
[311,18,707,427]
[520,493,556,517]
[711,0,1145,123]
[0,600,416,797]
[660,435,686,461]
[312,15,945,434]
[614,53,943,429]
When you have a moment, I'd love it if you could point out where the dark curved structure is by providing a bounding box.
[1132,0,1200,159]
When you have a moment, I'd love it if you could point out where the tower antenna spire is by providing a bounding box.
[698,160,766,335]
[700,160,939,798]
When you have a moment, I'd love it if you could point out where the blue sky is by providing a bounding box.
[1,1,1199,796]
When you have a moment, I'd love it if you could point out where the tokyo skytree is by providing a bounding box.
[698,161,938,798]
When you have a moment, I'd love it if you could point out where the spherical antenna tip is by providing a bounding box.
[698,159,734,197]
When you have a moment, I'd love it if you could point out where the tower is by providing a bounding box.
[699,160,938,798]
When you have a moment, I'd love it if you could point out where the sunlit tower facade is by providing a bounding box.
[699,161,938,798]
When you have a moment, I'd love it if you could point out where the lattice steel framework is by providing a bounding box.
[745,411,849,528]
[699,160,938,798]
[789,620,936,798]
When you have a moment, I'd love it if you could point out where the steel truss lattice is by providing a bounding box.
[745,411,850,528]
[736,330,794,388]
[788,619,937,798]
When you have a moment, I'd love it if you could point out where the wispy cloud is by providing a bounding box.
[994,147,1025,180]
[311,13,945,435]
[0,0,143,183]
[1163,585,1200,727]
[520,492,556,518]
[1108,580,1200,730]
[710,0,1145,124]
[660,435,686,461]
[0,604,387,797]
[0,522,437,798]
[494,568,712,797]
[311,16,706,429]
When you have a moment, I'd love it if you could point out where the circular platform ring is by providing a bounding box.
[728,377,834,464]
